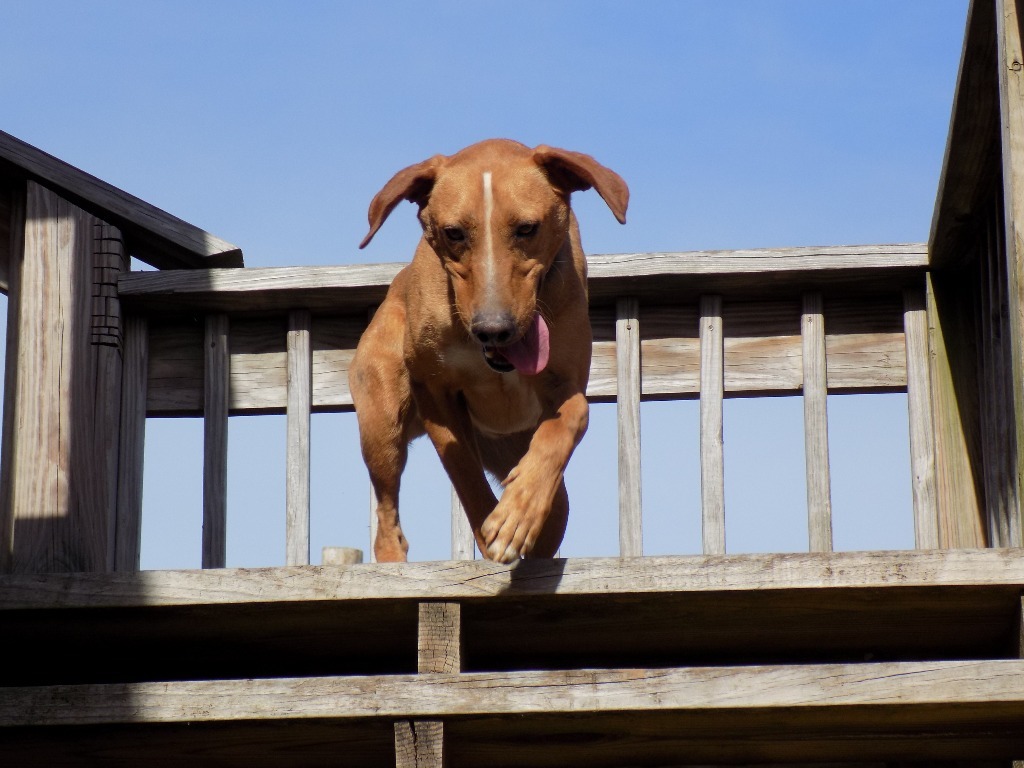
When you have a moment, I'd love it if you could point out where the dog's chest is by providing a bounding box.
[443,345,543,436]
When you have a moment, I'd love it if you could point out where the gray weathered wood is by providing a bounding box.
[0,130,242,268]
[3,549,1024,609]
[903,288,940,549]
[117,245,928,315]
[5,659,1024,727]
[395,720,444,768]
[699,295,725,555]
[286,310,312,566]
[451,486,475,560]
[114,316,148,572]
[2,183,124,573]
[802,293,832,552]
[616,297,642,557]
[0,179,24,572]
[996,0,1024,548]
[203,314,229,569]
[321,547,363,565]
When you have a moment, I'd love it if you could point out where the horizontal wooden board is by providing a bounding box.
[2,549,1023,610]
[118,245,928,315]
[0,130,242,268]
[5,659,1024,727]
[146,296,908,414]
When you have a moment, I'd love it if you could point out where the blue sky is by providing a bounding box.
[1,1,969,568]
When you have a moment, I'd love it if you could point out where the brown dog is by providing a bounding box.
[350,139,628,563]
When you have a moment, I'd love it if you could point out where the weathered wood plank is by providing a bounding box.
[5,659,1024,727]
[996,0,1024,548]
[450,487,475,561]
[2,549,1024,609]
[418,602,461,674]
[0,130,242,268]
[203,314,229,569]
[904,288,940,549]
[114,316,148,572]
[616,297,642,557]
[699,295,725,555]
[286,310,312,566]
[802,293,832,552]
[117,245,929,315]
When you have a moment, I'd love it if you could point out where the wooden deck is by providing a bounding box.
[2,549,1024,765]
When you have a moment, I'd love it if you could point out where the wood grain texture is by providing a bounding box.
[0,178,24,572]
[450,487,475,561]
[699,295,725,555]
[395,720,444,768]
[4,183,124,573]
[2,549,1024,609]
[0,130,242,268]
[996,0,1024,547]
[418,602,462,674]
[114,316,148,572]
[903,288,940,549]
[616,297,642,556]
[802,293,832,552]
[286,311,312,566]
[117,245,928,315]
[5,659,1024,727]
[203,314,229,569]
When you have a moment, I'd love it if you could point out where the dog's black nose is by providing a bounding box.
[471,312,516,346]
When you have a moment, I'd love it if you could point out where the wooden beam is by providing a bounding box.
[3,549,1024,609]
[615,297,642,557]
[6,659,1024,728]
[286,310,312,566]
[802,292,832,552]
[203,314,229,569]
[117,245,929,315]
[0,130,242,269]
[699,295,725,555]
[450,487,474,561]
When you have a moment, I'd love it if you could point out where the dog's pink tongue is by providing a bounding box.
[503,313,550,376]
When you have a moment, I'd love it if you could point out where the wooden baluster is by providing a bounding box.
[699,295,726,555]
[286,310,312,566]
[114,316,148,572]
[903,287,939,549]
[203,313,229,568]
[802,293,833,552]
[616,297,643,557]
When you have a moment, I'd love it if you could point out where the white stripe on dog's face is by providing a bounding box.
[482,171,496,302]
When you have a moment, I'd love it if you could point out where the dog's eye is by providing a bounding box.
[515,222,538,238]
[443,226,466,243]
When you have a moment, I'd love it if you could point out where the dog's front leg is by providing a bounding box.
[412,383,501,555]
[482,391,589,563]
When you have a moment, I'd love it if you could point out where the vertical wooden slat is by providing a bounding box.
[616,297,642,557]
[286,310,312,566]
[369,486,379,564]
[114,315,148,572]
[450,487,475,560]
[203,313,229,569]
[997,0,1024,547]
[802,292,833,553]
[396,602,460,767]
[904,287,940,549]
[699,295,726,555]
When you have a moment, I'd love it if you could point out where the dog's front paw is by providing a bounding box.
[480,476,548,563]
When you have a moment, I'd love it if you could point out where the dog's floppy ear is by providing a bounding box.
[359,154,445,248]
[533,145,629,225]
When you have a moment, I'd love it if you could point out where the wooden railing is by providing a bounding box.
[114,243,936,568]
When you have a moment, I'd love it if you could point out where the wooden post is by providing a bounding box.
[203,313,229,568]
[699,295,726,555]
[904,287,940,549]
[1,182,127,573]
[616,297,642,557]
[802,293,833,552]
[286,310,312,566]
[996,0,1024,547]
[114,315,148,572]
[395,602,461,767]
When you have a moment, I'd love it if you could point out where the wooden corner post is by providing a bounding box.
[0,181,128,573]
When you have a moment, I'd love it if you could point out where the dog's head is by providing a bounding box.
[360,139,628,375]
